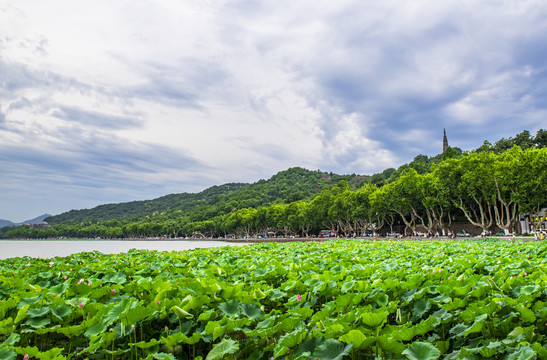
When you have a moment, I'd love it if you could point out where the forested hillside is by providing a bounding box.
[45,167,361,225]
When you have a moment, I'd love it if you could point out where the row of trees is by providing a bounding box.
[3,146,545,239]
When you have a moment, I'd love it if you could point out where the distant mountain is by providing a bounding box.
[0,213,52,228]
[0,219,15,228]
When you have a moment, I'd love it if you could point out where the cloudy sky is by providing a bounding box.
[1,1,547,222]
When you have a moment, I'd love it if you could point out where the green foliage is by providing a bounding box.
[0,240,545,359]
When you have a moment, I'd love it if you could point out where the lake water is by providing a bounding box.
[0,240,252,259]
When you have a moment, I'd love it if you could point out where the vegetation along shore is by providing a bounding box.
[0,239,545,359]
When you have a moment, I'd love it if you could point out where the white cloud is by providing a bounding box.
[1,0,547,220]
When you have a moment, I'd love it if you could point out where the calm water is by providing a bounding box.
[0,240,252,259]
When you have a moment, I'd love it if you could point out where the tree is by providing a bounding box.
[370,170,423,235]
[435,152,497,233]
[352,184,385,236]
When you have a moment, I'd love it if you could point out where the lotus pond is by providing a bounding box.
[0,239,545,360]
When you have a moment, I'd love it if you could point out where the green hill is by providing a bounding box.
[46,167,362,225]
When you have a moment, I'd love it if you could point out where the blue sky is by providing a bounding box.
[1,1,547,222]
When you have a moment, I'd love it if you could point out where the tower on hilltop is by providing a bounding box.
[443,129,449,153]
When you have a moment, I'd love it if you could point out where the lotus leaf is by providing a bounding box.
[205,338,239,360]
[402,341,441,360]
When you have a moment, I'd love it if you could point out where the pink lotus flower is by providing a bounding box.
[296,294,302,301]
[74,300,78,306]
[111,289,116,293]
[88,281,92,286]
[156,300,160,305]
[24,354,29,360]
[63,275,67,280]
[52,293,55,297]
[79,302,83,308]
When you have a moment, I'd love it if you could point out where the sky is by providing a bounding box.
[1,1,547,222]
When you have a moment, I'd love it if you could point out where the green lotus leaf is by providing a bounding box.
[17,296,40,309]
[464,313,487,337]
[278,328,306,350]
[84,319,107,338]
[325,323,345,337]
[104,298,130,326]
[51,304,72,322]
[377,334,404,354]
[449,323,466,337]
[273,345,289,359]
[282,279,298,291]
[339,329,368,349]
[391,325,416,341]
[443,298,467,311]
[0,333,20,348]
[126,303,156,324]
[197,309,216,322]
[49,282,69,296]
[181,295,200,310]
[26,307,50,318]
[376,293,389,307]
[0,349,16,360]
[279,316,301,332]
[412,298,431,319]
[268,288,287,301]
[312,338,353,360]
[205,338,239,360]
[35,347,63,360]
[479,344,499,358]
[402,341,441,360]
[252,288,266,299]
[101,271,127,284]
[204,320,226,341]
[341,280,355,293]
[218,300,241,317]
[226,318,249,331]
[14,305,29,324]
[312,280,327,293]
[241,303,263,320]
[506,345,536,360]
[135,338,159,349]
[361,311,388,328]
[172,305,193,320]
[516,305,536,323]
[27,317,51,328]
[152,352,176,360]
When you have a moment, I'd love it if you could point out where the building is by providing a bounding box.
[32,221,50,229]
[443,129,449,153]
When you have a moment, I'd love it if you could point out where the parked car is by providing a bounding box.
[456,230,472,237]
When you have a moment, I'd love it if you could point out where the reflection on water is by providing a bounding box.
[0,240,251,259]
